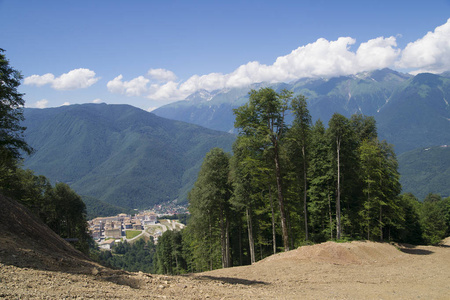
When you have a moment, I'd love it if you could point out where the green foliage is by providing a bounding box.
[0,167,91,254]
[156,230,187,274]
[420,194,448,245]
[308,120,335,242]
[45,182,91,253]
[234,88,293,251]
[188,147,233,269]
[95,239,156,273]
[0,48,33,160]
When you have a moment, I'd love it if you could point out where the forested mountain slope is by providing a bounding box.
[398,145,450,199]
[376,73,450,153]
[22,103,235,208]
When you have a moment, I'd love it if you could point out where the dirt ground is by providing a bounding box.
[1,195,449,299]
[1,238,449,299]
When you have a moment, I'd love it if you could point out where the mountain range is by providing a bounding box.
[22,104,235,209]
[154,68,450,154]
[20,69,450,211]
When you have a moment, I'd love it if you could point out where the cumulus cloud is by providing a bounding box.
[148,68,177,82]
[61,102,70,106]
[34,99,49,109]
[397,18,450,74]
[92,98,103,103]
[24,68,100,90]
[356,36,400,70]
[24,73,54,87]
[139,36,400,102]
[148,81,186,100]
[107,19,450,103]
[106,75,150,96]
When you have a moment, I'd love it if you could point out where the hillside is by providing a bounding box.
[0,194,96,272]
[22,103,235,209]
[376,72,450,153]
[398,145,450,200]
[154,69,450,155]
[1,194,449,298]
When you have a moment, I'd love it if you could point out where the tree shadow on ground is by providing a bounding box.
[194,275,268,286]
[398,244,434,255]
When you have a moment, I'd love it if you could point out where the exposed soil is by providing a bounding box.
[1,194,450,299]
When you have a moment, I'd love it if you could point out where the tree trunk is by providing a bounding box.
[379,204,383,241]
[225,216,231,267]
[219,209,226,268]
[269,185,277,254]
[328,191,333,240]
[209,214,213,271]
[336,137,342,240]
[238,216,243,266]
[274,146,289,251]
[246,207,256,264]
[302,145,308,241]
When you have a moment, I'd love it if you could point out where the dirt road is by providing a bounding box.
[1,238,449,299]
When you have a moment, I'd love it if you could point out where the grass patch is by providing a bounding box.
[126,230,142,239]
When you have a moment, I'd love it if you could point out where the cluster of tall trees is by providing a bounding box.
[154,87,450,275]
[0,49,91,254]
[94,239,157,273]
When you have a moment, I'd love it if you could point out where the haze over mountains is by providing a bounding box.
[20,69,450,210]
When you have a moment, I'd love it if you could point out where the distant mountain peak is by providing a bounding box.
[353,68,411,82]
[185,89,217,103]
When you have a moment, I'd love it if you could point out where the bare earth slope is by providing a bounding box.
[1,194,449,299]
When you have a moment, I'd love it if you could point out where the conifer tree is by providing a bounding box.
[188,147,232,269]
[234,88,292,251]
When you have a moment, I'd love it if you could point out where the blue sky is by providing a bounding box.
[1,0,450,111]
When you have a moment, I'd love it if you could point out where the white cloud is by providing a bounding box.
[147,106,158,112]
[52,69,100,90]
[24,68,100,90]
[61,102,70,106]
[151,36,399,101]
[148,81,186,101]
[397,18,450,74]
[34,99,49,109]
[356,36,400,71]
[24,73,54,86]
[92,98,103,103]
[106,75,150,96]
[107,19,450,103]
[148,68,177,82]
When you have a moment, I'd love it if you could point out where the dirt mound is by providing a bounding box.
[0,194,103,273]
[258,240,407,265]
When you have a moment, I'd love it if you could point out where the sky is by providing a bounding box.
[1,0,450,111]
